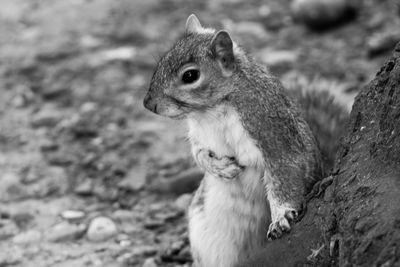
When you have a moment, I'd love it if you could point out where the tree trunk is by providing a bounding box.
[238,43,400,267]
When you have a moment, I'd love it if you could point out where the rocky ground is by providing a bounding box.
[0,0,399,266]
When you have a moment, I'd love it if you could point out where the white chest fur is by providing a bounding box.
[186,105,269,267]
[187,105,264,167]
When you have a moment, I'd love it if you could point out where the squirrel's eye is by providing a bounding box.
[181,69,200,84]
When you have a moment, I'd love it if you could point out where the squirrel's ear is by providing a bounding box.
[186,14,202,34]
[211,30,235,72]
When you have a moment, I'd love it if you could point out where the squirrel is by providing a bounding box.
[143,14,349,267]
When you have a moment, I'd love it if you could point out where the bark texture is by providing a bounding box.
[238,43,400,267]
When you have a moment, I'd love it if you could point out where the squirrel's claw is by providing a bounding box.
[267,208,299,240]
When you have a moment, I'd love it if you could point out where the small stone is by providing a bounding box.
[116,234,132,247]
[142,258,158,267]
[291,0,358,31]
[80,102,98,114]
[117,166,147,192]
[28,166,69,198]
[178,246,192,261]
[367,30,400,57]
[12,229,42,244]
[171,240,185,252]
[87,216,118,242]
[39,139,59,152]
[31,108,63,128]
[89,47,137,66]
[234,21,269,41]
[174,194,192,212]
[74,179,94,196]
[47,221,86,242]
[61,210,85,221]
[261,49,298,65]
[148,168,203,195]
[0,172,28,202]
[11,212,34,228]
[0,247,22,266]
[144,219,164,230]
[131,245,158,257]
[0,219,19,240]
[112,209,134,222]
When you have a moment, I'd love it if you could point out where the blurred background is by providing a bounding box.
[0,0,399,266]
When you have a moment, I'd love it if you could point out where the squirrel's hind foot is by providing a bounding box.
[267,208,299,240]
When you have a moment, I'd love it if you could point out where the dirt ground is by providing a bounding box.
[0,0,398,266]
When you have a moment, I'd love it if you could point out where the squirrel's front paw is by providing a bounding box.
[196,149,244,180]
[267,208,299,240]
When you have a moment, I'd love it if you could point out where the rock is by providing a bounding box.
[12,229,42,244]
[74,179,94,196]
[89,47,137,67]
[174,194,192,212]
[87,216,118,242]
[116,233,132,247]
[79,35,102,49]
[31,107,64,128]
[259,49,298,67]
[367,30,400,57]
[46,221,86,242]
[148,168,203,195]
[112,209,134,222]
[61,210,85,221]
[80,102,98,114]
[142,258,158,267]
[28,166,69,198]
[234,21,270,41]
[117,166,147,192]
[259,49,298,75]
[0,172,28,202]
[291,0,358,31]
[11,212,34,229]
[0,219,19,240]
[0,247,22,266]
[92,184,119,201]
[132,245,158,257]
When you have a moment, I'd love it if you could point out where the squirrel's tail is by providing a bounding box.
[284,74,353,175]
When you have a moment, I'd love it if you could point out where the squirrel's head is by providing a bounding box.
[144,14,242,119]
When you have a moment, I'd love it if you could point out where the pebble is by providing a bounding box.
[0,172,28,202]
[61,210,85,221]
[12,229,42,244]
[28,166,69,198]
[31,108,64,128]
[259,49,298,70]
[74,179,94,196]
[11,212,34,228]
[117,166,147,192]
[234,21,270,41]
[0,247,22,266]
[47,221,86,242]
[131,245,158,257]
[0,219,19,240]
[112,209,134,222]
[80,102,98,114]
[87,216,118,242]
[367,30,400,57]
[291,0,358,30]
[142,258,158,267]
[174,194,192,212]
[148,168,203,195]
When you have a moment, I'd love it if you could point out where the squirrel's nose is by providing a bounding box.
[143,94,158,113]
